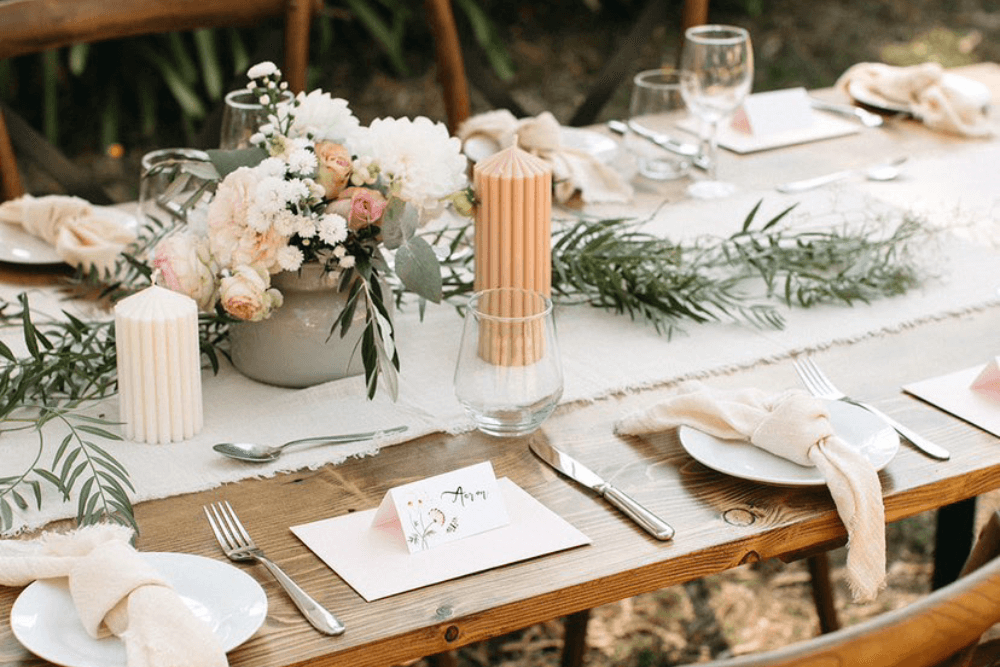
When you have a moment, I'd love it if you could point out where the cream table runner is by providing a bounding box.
[2,155,999,536]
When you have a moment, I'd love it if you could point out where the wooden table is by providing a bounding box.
[1,64,999,667]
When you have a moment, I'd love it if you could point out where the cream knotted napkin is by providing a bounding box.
[615,383,886,601]
[457,109,634,205]
[0,194,137,272]
[835,62,993,137]
[0,524,227,667]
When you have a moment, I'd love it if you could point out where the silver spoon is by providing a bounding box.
[213,426,409,462]
[776,157,907,194]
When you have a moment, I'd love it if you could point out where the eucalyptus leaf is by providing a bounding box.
[395,236,442,303]
[380,198,419,250]
[205,147,268,178]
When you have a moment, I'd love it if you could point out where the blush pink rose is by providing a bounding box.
[328,186,388,231]
[152,232,218,311]
[314,141,352,199]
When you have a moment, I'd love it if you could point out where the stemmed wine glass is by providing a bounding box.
[679,25,753,199]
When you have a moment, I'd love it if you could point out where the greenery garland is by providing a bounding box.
[0,201,928,534]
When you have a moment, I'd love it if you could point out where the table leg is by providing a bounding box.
[807,553,840,633]
[561,609,591,667]
[933,498,977,589]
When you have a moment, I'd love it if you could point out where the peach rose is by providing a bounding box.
[315,141,352,199]
[219,264,283,321]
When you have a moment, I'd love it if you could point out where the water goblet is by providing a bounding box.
[625,69,692,181]
[454,288,563,437]
[679,24,754,199]
[219,88,291,150]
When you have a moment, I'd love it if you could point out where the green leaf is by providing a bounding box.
[0,499,11,530]
[76,424,124,441]
[136,45,207,119]
[193,29,223,101]
[68,43,90,76]
[453,0,515,80]
[394,236,442,303]
[205,147,268,178]
[380,198,418,250]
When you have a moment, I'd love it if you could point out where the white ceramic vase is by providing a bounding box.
[228,264,387,388]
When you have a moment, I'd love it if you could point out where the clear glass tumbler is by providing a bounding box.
[138,148,215,230]
[626,69,692,180]
[454,288,564,437]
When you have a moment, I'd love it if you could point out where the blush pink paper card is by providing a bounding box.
[290,476,590,601]
[903,359,1000,438]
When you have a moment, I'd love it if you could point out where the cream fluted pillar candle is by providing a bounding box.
[114,285,203,444]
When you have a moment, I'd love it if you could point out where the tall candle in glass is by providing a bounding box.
[472,144,552,366]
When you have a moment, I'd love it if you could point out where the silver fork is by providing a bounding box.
[793,356,951,461]
[204,501,346,635]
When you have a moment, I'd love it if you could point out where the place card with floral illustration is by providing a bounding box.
[370,461,510,553]
[290,473,590,601]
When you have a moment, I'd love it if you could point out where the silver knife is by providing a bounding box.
[606,119,709,172]
[529,440,675,540]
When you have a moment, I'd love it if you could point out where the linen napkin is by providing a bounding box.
[616,383,886,601]
[0,523,227,667]
[835,62,992,137]
[457,109,633,205]
[0,194,137,272]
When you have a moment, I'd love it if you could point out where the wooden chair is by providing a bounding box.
[0,0,318,202]
[441,0,710,131]
[686,510,1000,667]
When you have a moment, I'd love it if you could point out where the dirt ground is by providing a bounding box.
[10,1,1000,664]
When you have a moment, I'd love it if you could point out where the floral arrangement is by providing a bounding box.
[152,62,473,397]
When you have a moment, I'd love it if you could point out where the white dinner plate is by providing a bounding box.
[677,400,899,487]
[10,552,267,667]
[463,127,617,163]
[848,72,992,117]
[0,206,138,266]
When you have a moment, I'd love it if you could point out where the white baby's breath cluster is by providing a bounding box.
[153,61,473,325]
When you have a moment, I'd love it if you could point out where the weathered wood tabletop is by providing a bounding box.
[1,64,998,667]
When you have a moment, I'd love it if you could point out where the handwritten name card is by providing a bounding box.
[372,461,510,553]
[731,87,814,137]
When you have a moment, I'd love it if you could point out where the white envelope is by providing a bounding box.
[903,362,1000,438]
[291,478,591,601]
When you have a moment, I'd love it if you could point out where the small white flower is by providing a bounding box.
[247,81,257,90]
[339,255,356,269]
[281,178,310,205]
[255,176,288,216]
[276,245,305,271]
[247,61,278,80]
[259,94,269,105]
[333,245,347,258]
[318,213,348,245]
[287,148,318,176]
[296,218,317,238]
[257,157,287,179]
[250,132,265,145]
[272,210,300,236]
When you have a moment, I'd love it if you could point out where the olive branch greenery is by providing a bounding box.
[0,200,930,534]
